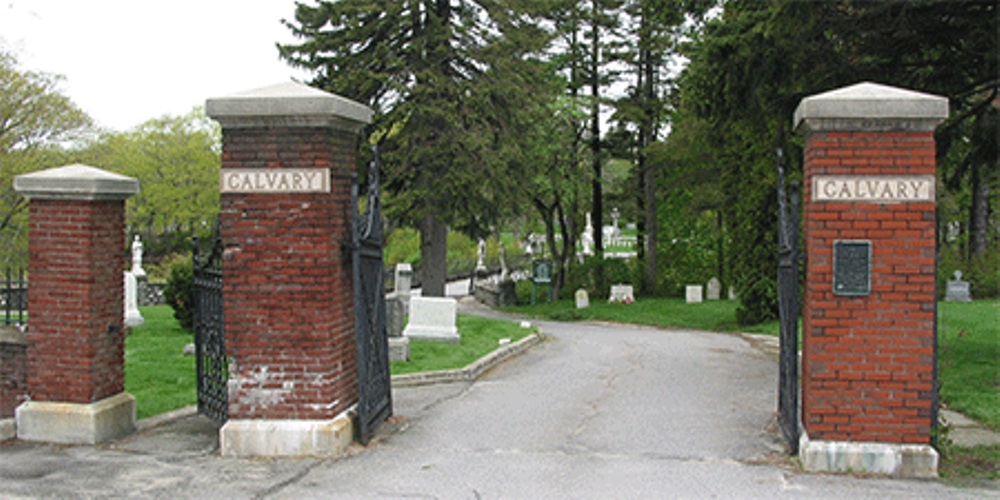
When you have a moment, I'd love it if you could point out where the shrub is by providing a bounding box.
[163,258,194,331]
[562,256,635,300]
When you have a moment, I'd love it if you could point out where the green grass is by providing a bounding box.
[938,300,999,430]
[391,314,534,375]
[124,307,533,418]
[506,297,781,335]
[125,306,196,420]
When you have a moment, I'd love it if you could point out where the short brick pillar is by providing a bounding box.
[794,82,948,477]
[206,82,372,457]
[12,164,139,444]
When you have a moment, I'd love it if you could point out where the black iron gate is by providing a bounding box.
[193,225,228,425]
[776,149,801,453]
[352,146,393,444]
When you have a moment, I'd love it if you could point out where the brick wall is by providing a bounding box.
[25,200,127,404]
[802,131,937,444]
[221,126,358,420]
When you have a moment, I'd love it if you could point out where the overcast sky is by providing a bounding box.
[1,0,310,131]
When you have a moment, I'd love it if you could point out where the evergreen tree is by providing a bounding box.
[279,0,550,295]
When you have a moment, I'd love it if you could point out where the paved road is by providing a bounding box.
[0,317,994,498]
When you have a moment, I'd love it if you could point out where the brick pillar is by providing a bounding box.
[206,82,372,457]
[12,164,139,444]
[794,82,948,477]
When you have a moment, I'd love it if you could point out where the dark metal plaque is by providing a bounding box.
[533,260,553,284]
[833,240,871,296]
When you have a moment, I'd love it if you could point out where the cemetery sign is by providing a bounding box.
[812,175,934,203]
[220,168,330,194]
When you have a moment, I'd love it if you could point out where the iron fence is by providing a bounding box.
[2,268,27,327]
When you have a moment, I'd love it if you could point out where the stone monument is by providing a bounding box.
[403,296,460,344]
[705,277,722,301]
[685,285,703,304]
[575,289,590,309]
[944,271,972,302]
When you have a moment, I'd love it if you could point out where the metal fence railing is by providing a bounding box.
[2,268,27,327]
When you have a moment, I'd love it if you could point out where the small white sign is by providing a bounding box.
[812,175,934,203]
[220,168,330,194]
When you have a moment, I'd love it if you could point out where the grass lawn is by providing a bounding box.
[938,300,999,430]
[125,306,533,418]
[505,297,781,335]
[125,306,196,420]
[390,314,534,375]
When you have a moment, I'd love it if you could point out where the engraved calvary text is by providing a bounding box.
[220,168,331,194]
[812,175,934,203]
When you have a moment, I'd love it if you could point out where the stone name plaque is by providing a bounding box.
[220,168,330,194]
[833,240,871,296]
[813,175,934,203]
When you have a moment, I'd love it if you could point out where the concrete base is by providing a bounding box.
[220,409,355,458]
[800,432,938,478]
[16,392,136,445]
[389,336,410,362]
[0,418,14,441]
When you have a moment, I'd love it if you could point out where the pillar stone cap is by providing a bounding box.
[795,82,949,132]
[206,81,373,130]
[14,164,139,201]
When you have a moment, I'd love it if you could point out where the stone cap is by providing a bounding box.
[206,81,373,131]
[795,82,949,132]
[14,164,139,201]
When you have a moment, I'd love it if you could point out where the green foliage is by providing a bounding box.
[125,306,196,419]
[70,108,220,259]
[384,227,421,269]
[163,258,194,332]
[562,256,635,300]
[0,48,93,267]
[390,314,533,375]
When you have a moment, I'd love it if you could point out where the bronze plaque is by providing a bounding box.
[833,241,871,296]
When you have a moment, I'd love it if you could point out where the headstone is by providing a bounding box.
[609,284,634,304]
[575,289,590,309]
[385,294,405,337]
[581,214,594,256]
[685,285,703,304]
[706,277,722,300]
[499,242,509,282]
[130,235,146,278]
[124,271,144,327]
[395,263,413,313]
[403,296,460,343]
[944,271,972,302]
[728,286,737,301]
[476,239,487,272]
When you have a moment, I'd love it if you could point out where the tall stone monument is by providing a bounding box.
[795,82,947,477]
[207,82,373,457]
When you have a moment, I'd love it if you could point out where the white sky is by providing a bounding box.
[1,0,311,131]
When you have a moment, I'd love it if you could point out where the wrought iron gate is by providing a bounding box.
[776,149,801,453]
[352,146,393,444]
[193,225,228,425]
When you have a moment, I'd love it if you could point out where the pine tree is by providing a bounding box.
[280,0,550,295]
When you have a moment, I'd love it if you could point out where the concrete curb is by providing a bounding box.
[135,405,199,432]
[391,333,544,388]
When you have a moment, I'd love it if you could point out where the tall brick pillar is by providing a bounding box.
[794,82,948,477]
[13,164,139,444]
[206,82,372,457]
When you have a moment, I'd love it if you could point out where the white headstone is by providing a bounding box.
[686,285,703,304]
[706,277,722,300]
[124,271,144,327]
[575,289,590,309]
[130,235,146,278]
[609,284,634,304]
[395,263,413,296]
[476,239,487,271]
[581,214,594,256]
[403,296,460,343]
[944,270,972,302]
[728,286,737,301]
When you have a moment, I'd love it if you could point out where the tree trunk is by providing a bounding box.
[419,213,448,297]
[969,163,990,256]
[590,0,603,259]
